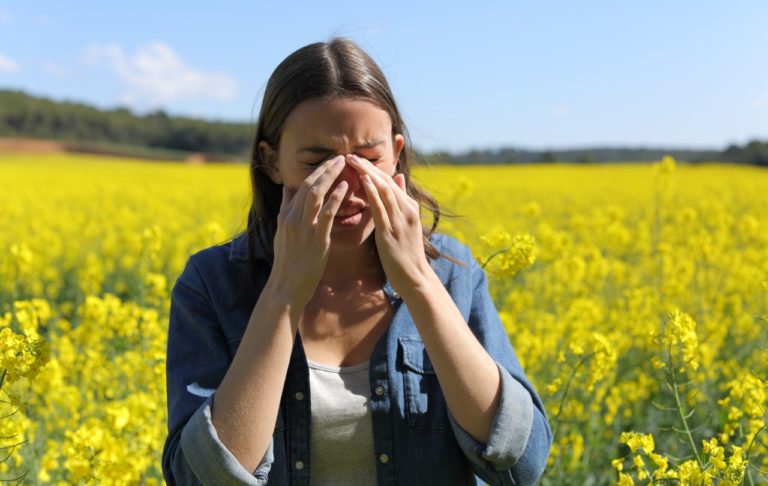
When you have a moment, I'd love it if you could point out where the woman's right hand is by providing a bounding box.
[267,154,348,310]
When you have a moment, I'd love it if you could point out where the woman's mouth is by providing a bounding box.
[334,206,367,226]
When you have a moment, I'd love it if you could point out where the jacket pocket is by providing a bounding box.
[398,337,452,435]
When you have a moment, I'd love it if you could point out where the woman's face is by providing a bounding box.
[260,97,405,250]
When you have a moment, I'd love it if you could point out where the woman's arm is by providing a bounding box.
[208,281,299,472]
[164,157,349,483]
[162,258,281,485]
[208,157,350,472]
[401,253,551,485]
[399,270,503,444]
[345,154,551,484]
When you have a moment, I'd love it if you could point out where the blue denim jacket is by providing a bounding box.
[162,227,552,485]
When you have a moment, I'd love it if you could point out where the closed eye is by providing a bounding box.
[305,156,380,168]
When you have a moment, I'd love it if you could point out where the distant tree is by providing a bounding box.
[744,140,768,166]
[0,90,253,157]
[722,139,768,166]
[1,89,763,165]
[538,151,557,163]
[576,153,596,163]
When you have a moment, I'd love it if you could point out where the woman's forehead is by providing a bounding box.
[281,98,392,150]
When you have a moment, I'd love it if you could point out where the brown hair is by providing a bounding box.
[238,37,463,296]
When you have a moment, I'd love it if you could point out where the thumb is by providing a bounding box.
[280,185,292,212]
[394,173,406,191]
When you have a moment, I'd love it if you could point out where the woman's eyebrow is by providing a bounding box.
[297,140,384,154]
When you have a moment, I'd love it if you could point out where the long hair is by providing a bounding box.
[236,37,464,300]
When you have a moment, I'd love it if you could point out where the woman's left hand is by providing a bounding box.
[345,154,434,294]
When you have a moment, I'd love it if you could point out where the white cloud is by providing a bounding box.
[754,94,768,109]
[0,53,18,73]
[84,42,237,107]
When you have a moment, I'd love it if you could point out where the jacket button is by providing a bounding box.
[295,391,305,401]
[374,386,385,396]
[378,453,389,464]
[295,460,304,470]
[392,290,400,299]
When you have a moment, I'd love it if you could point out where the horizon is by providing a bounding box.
[0,88,742,155]
[1,1,766,153]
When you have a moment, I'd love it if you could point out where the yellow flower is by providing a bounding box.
[3,152,768,484]
[677,459,711,485]
[0,326,50,383]
[617,472,635,485]
[479,229,537,279]
[620,431,655,454]
[661,309,699,371]
[653,155,677,177]
[702,437,726,471]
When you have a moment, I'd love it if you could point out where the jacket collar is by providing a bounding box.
[229,221,271,262]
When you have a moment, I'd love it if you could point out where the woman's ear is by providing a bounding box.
[393,134,405,167]
[258,140,282,184]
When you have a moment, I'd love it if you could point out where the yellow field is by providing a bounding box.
[1,153,767,484]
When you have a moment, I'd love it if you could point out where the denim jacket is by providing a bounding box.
[162,227,552,485]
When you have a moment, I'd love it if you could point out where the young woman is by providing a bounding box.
[162,37,551,486]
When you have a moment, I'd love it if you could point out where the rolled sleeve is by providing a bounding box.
[448,362,534,471]
[180,394,273,485]
[162,255,274,485]
[445,242,552,485]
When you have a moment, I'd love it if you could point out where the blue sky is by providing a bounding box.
[1,1,766,153]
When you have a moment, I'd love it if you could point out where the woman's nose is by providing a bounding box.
[334,160,361,193]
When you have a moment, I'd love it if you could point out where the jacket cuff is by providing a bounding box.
[448,362,534,472]
[180,393,274,484]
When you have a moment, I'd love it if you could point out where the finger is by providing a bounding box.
[316,180,349,238]
[361,173,392,233]
[278,185,298,224]
[301,155,347,225]
[345,155,402,213]
[289,155,343,207]
[346,154,396,182]
[394,173,406,191]
[295,155,346,224]
[391,172,418,211]
[280,185,292,213]
[347,154,411,207]
[364,168,402,224]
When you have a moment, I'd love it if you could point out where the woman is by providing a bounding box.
[162,37,551,485]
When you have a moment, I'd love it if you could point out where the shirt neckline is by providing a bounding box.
[306,358,371,374]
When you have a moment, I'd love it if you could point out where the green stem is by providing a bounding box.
[480,246,512,270]
[551,352,595,442]
[742,423,766,486]
[669,360,703,467]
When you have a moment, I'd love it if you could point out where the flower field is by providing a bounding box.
[1,153,766,484]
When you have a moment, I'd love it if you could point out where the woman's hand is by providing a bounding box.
[268,155,348,309]
[345,154,434,295]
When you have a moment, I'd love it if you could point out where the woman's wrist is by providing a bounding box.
[395,264,441,303]
[260,279,307,328]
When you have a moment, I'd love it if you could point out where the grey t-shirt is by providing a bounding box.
[307,359,377,485]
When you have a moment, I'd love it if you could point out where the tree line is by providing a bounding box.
[0,89,252,159]
[0,89,766,165]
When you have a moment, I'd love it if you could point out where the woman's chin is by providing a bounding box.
[329,221,376,251]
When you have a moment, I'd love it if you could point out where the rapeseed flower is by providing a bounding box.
[2,154,767,483]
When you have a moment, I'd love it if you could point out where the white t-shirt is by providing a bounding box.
[307,358,378,486]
